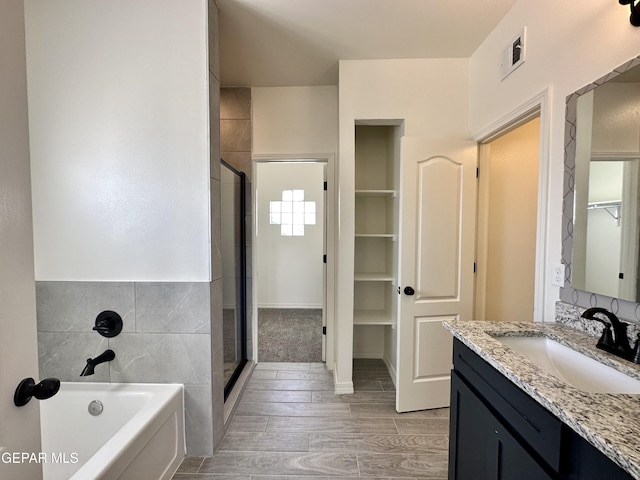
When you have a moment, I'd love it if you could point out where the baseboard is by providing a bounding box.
[383,354,397,388]
[333,367,354,394]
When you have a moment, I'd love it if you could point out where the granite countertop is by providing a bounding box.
[444,320,640,480]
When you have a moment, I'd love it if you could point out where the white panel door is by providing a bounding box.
[396,137,477,413]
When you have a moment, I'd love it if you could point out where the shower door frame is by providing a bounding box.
[222,159,248,401]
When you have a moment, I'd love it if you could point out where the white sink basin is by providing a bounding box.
[493,335,640,394]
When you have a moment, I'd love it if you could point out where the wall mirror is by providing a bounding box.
[562,56,640,314]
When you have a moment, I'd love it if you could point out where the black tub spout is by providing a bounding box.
[80,349,115,376]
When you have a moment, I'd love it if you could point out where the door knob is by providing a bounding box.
[403,286,415,296]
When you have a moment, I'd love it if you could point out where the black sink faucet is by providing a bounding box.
[80,349,115,376]
[581,307,635,360]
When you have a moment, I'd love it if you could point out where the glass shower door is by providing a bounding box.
[221,160,247,400]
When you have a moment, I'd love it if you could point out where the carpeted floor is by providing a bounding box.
[258,308,322,362]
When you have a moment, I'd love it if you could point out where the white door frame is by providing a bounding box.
[471,88,552,322]
[252,153,337,370]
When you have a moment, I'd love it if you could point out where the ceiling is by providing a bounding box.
[216,0,517,87]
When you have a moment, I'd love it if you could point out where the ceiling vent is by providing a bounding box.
[501,27,526,80]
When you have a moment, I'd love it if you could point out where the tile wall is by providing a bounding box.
[208,0,225,453]
[220,87,254,360]
[37,281,216,455]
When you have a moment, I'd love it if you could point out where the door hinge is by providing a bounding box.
[322,326,326,335]
[323,181,328,191]
[473,262,477,273]
[323,254,327,263]
[476,167,479,178]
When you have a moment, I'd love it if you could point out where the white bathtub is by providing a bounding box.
[39,382,185,480]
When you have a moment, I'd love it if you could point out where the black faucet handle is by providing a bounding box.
[597,324,615,348]
[632,334,640,364]
[93,311,123,338]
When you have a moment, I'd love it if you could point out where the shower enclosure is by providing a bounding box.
[221,160,247,400]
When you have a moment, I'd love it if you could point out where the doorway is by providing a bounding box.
[475,116,541,322]
[255,161,327,362]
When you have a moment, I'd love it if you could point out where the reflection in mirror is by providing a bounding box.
[221,160,247,400]
[566,58,640,303]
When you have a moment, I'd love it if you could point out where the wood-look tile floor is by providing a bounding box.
[173,359,449,479]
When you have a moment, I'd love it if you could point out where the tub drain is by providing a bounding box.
[88,400,103,416]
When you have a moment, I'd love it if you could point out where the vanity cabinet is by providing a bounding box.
[449,338,633,480]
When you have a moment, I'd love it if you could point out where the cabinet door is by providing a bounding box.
[449,371,494,479]
[492,421,553,480]
[450,372,553,480]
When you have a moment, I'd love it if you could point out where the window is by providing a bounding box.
[269,189,316,236]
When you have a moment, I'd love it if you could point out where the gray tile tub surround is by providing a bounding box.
[135,282,211,334]
[39,332,111,382]
[36,281,211,334]
[36,281,135,333]
[443,320,640,480]
[35,280,217,456]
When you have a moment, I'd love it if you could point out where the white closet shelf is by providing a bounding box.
[355,189,397,197]
[355,233,396,239]
[353,309,394,326]
[354,272,395,282]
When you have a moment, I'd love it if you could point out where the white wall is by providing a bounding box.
[338,58,469,391]
[256,162,325,307]
[25,0,210,281]
[469,0,640,320]
[0,1,42,477]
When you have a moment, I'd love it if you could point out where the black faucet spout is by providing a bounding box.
[80,349,115,376]
[582,307,633,358]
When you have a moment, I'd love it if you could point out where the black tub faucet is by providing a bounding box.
[80,349,115,376]
[581,307,635,361]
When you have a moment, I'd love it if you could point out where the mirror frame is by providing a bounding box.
[561,54,640,321]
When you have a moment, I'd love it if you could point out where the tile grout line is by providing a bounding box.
[194,456,205,474]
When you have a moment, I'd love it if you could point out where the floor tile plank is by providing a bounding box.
[200,452,359,476]
[219,432,310,452]
[174,475,249,480]
[309,433,449,454]
[236,401,350,417]
[267,416,399,434]
[247,379,334,391]
[240,390,312,403]
[250,370,278,380]
[276,370,334,380]
[394,418,450,435]
[357,452,448,478]
[312,391,397,403]
[226,415,269,433]
[350,403,450,419]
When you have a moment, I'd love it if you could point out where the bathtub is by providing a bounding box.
[39,382,185,480]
